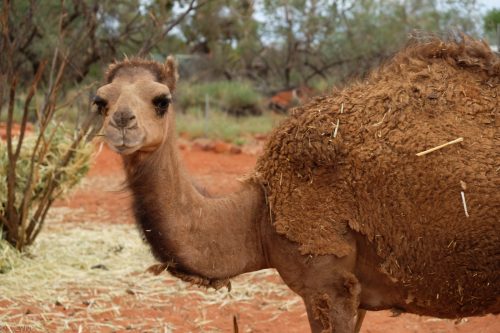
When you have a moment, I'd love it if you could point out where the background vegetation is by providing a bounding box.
[4,1,495,90]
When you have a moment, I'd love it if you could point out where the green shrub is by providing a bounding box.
[0,124,93,249]
[176,107,284,142]
[177,81,263,116]
[0,125,92,207]
[0,3,99,252]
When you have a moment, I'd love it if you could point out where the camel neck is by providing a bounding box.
[123,126,268,280]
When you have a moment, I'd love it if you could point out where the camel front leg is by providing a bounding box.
[354,309,366,333]
[303,271,362,333]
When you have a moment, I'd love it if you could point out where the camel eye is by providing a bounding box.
[93,95,108,114]
[152,94,170,116]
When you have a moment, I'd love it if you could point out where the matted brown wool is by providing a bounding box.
[251,35,500,315]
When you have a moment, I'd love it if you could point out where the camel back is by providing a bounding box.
[253,36,500,316]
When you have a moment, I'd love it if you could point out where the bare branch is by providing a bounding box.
[6,75,18,236]
[138,0,206,57]
[303,55,365,83]
[14,60,46,160]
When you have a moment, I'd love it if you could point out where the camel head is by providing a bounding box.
[95,56,178,155]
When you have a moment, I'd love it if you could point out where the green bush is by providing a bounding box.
[0,125,91,205]
[0,2,99,252]
[0,124,93,249]
[177,81,263,116]
[176,107,284,142]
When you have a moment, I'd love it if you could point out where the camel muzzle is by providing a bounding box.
[111,109,137,129]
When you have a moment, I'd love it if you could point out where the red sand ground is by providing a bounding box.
[2,144,498,332]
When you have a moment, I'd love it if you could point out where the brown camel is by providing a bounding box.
[95,36,499,333]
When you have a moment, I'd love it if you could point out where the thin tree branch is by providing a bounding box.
[6,75,18,236]
[138,0,206,57]
[303,55,365,82]
[14,60,46,160]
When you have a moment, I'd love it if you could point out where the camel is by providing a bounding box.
[95,36,499,333]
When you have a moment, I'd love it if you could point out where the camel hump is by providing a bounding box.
[253,34,500,257]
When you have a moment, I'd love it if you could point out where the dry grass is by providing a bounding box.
[0,211,301,332]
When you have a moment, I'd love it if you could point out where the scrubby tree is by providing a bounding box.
[258,0,480,91]
[178,0,262,81]
[1,0,483,93]
[0,0,204,86]
[483,8,500,46]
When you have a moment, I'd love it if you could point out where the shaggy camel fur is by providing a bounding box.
[95,36,499,333]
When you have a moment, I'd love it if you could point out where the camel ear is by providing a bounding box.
[164,56,178,93]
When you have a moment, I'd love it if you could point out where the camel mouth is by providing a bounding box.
[110,143,142,155]
[105,139,144,155]
[104,128,146,155]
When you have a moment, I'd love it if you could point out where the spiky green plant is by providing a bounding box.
[0,125,93,249]
[0,3,101,250]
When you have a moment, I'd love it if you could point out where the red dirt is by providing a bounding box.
[0,122,34,140]
[3,144,499,332]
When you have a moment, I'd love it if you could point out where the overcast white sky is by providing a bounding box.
[479,0,500,11]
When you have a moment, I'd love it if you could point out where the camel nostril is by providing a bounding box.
[112,110,136,128]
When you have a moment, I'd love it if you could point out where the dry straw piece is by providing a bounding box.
[461,191,470,218]
[416,137,464,156]
[333,119,340,138]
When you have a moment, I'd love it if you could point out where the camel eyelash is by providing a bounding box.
[152,94,170,116]
[92,96,108,114]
